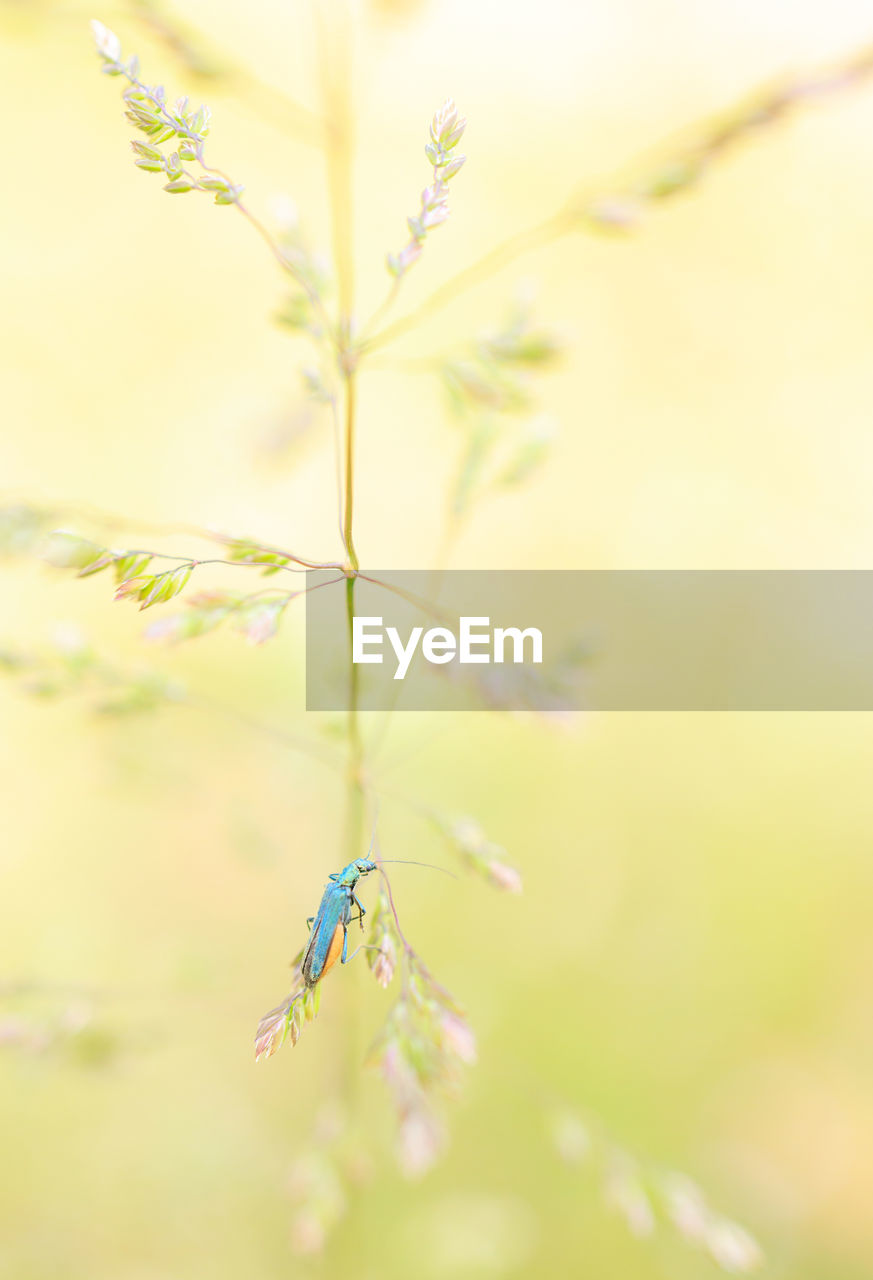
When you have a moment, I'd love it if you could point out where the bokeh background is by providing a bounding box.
[3,1,873,1277]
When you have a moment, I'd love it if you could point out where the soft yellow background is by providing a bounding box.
[3,1,873,1277]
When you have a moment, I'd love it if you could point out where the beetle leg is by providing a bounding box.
[351,893,367,930]
[344,943,381,965]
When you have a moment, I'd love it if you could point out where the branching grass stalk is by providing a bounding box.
[372,839,457,1008]
[99,46,338,344]
[359,43,873,354]
[10,16,872,1248]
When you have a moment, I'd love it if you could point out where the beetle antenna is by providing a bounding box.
[378,859,457,879]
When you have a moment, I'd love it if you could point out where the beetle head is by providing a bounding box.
[336,857,378,886]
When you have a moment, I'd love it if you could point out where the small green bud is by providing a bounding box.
[189,105,211,137]
[115,575,153,603]
[126,106,158,129]
[41,531,103,570]
[438,153,466,181]
[77,553,115,579]
[131,141,162,161]
[214,185,243,205]
[114,554,151,583]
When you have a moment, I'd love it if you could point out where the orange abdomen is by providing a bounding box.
[320,922,345,978]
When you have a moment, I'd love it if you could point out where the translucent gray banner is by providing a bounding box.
[305,570,873,711]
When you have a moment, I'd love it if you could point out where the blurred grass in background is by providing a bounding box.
[3,1,873,1277]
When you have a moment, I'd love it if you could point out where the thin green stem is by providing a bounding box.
[342,371,360,572]
[344,574,365,851]
[113,550,336,574]
[316,2,355,322]
[359,212,574,353]
[316,0,366,905]
[233,202,338,345]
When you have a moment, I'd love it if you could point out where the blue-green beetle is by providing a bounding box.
[300,856,378,987]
